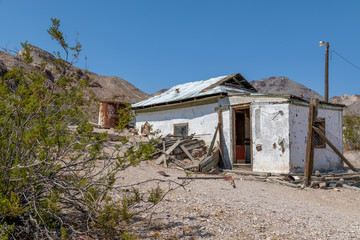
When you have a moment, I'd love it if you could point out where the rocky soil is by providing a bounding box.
[113,152,360,239]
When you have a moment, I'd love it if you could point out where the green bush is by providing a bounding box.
[0,18,160,239]
[343,115,360,150]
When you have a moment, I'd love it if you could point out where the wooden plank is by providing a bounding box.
[173,141,205,154]
[313,126,358,172]
[183,164,199,170]
[304,98,318,185]
[342,184,360,191]
[154,139,181,164]
[178,176,226,180]
[268,178,303,188]
[207,123,220,157]
[222,169,271,177]
[200,149,219,173]
[217,108,226,168]
[180,144,196,164]
[163,140,167,167]
[309,99,318,176]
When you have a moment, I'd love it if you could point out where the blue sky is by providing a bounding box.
[1,0,359,97]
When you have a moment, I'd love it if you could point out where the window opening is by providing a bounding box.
[314,118,326,148]
[174,123,188,137]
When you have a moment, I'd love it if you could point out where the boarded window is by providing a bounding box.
[314,118,326,148]
[174,123,188,137]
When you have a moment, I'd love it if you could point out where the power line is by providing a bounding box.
[331,49,360,71]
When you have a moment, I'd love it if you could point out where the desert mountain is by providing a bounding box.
[0,46,150,103]
[250,76,324,100]
[251,76,360,116]
[330,94,360,116]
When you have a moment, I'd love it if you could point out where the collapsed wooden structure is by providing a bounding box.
[152,129,222,173]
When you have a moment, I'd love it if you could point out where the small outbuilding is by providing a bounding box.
[98,101,126,128]
[132,73,345,173]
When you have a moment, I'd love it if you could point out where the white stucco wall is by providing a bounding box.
[220,109,232,169]
[289,105,343,172]
[135,103,219,145]
[251,103,290,173]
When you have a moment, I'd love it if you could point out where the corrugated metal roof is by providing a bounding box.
[132,74,256,108]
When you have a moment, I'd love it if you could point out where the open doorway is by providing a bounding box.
[233,107,251,167]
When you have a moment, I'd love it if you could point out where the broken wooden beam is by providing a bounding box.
[180,144,196,164]
[199,149,219,173]
[154,139,181,164]
[268,178,303,188]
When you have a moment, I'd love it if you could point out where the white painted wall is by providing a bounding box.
[135,103,219,145]
[289,105,343,172]
[251,103,290,173]
[220,109,232,169]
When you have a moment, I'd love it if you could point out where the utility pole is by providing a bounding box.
[325,42,329,102]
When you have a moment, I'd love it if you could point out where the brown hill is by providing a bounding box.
[0,46,150,103]
[250,76,324,100]
[0,46,150,122]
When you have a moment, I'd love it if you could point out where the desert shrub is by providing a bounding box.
[343,115,360,150]
[0,18,170,239]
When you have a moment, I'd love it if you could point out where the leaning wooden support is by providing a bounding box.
[200,149,219,172]
[207,123,219,157]
[313,126,358,172]
[304,98,319,185]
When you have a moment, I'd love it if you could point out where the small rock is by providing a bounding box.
[319,182,327,189]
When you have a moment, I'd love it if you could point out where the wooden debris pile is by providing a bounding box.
[224,169,360,190]
[152,135,220,172]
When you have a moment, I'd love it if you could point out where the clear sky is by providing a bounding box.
[1,0,359,97]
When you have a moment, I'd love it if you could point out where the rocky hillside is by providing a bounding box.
[330,94,360,116]
[0,46,150,103]
[250,76,324,100]
[251,76,360,116]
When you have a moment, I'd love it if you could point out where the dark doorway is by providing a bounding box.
[234,108,251,165]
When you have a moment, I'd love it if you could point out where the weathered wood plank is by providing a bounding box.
[173,141,205,154]
[200,149,219,173]
[154,139,181,164]
[207,123,220,157]
[180,144,196,164]
[304,98,318,185]
[163,140,167,167]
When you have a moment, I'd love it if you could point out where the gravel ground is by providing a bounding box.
[116,158,360,240]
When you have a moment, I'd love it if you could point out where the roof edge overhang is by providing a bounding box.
[228,93,345,110]
[132,92,227,112]
[201,73,257,93]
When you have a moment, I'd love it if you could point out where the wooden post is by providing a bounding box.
[304,98,319,185]
[207,123,219,157]
[325,42,329,103]
[313,126,358,172]
[217,108,226,167]
[163,139,167,167]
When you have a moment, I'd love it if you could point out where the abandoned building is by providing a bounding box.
[98,101,126,128]
[132,73,345,173]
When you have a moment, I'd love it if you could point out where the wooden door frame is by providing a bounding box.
[232,104,252,169]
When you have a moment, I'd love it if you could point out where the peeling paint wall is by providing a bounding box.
[251,103,290,173]
[289,105,343,172]
[135,103,219,145]
[221,109,232,169]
